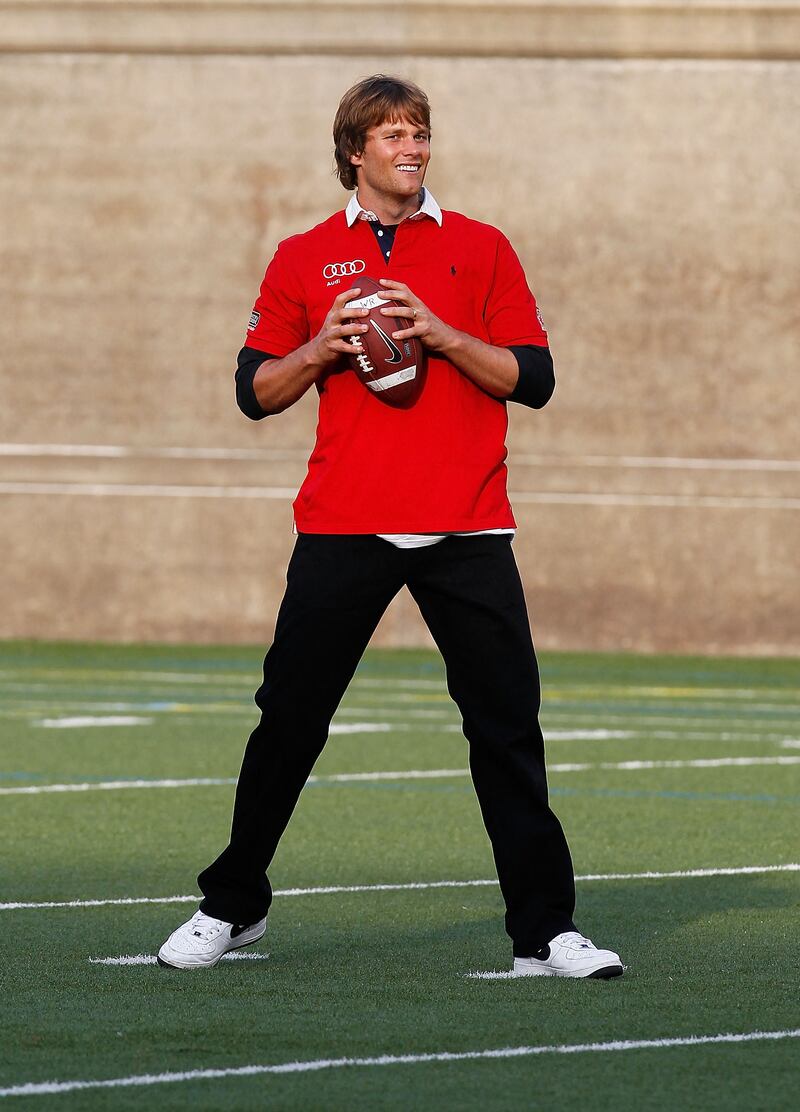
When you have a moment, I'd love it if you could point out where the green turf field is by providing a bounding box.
[1,640,798,1109]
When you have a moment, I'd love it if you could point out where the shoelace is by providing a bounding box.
[189,912,226,941]
[560,932,593,950]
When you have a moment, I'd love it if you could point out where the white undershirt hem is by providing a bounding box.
[377,529,515,549]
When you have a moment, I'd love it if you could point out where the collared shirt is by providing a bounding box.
[243,198,549,535]
[344,187,443,229]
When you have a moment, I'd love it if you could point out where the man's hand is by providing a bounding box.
[376,279,455,353]
[377,277,519,399]
[309,286,370,366]
[252,287,370,414]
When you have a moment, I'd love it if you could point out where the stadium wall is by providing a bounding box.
[1,0,798,655]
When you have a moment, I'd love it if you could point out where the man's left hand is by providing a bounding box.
[377,279,454,353]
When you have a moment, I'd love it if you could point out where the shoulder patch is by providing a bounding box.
[248,310,261,331]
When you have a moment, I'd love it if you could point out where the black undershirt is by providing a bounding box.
[235,343,554,420]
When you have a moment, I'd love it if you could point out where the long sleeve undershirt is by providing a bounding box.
[234,343,555,421]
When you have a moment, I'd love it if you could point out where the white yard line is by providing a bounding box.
[465,971,519,980]
[344,717,800,742]
[0,669,255,685]
[0,671,443,691]
[1,1029,798,1098]
[548,686,792,701]
[4,670,794,705]
[88,952,268,966]
[328,724,394,735]
[3,755,799,797]
[573,864,800,881]
[317,768,466,782]
[5,671,795,704]
[1,894,199,911]
[545,711,800,729]
[547,730,635,740]
[549,756,800,772]
[12,703,799,738]
[8,705,800,733]
[572,728,800,742]
[0,778,238,796]
[2,864,797,912]
[35,717,153,729]
[7,693,800,729]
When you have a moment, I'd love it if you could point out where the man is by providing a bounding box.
[158,75,623,979]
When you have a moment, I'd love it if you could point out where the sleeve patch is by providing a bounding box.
[248,310,261,331]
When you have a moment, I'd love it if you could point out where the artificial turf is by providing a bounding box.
[1,641,798,1109]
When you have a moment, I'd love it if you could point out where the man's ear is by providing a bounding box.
[350,149,364,168]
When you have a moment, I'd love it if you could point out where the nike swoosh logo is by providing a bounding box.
[369,320,403,364]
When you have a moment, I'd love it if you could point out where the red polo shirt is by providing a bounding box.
[245,207,547,533]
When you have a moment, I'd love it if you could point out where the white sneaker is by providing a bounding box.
[157,910,267,969]
[513,931,623,979]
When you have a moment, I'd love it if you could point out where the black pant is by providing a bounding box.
[198,534,576,954]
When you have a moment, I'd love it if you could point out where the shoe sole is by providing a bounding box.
[156,926,266,971]
[514,963,624,979]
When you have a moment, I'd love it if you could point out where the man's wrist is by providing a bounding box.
[432,323,468,359]
[303,336,334,376]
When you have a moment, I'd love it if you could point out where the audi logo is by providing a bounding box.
[323,259,366,279]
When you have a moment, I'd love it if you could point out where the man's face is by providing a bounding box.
[350,116,431,203]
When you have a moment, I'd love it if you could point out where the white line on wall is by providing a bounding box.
[1,481,798,510]
[1,1029,798,1098]
[3,443,799,471]
[511,454,800,473]
[0,481,298,500]
[510,491,800,510]
[0,443,310,461]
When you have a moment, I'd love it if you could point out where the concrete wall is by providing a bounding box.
[1,1,798,654]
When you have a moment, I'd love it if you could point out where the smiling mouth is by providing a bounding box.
[396,164,421,173]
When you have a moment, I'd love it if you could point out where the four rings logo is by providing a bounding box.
[323,259,366,281]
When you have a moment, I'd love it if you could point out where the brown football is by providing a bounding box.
[345,276,426,408]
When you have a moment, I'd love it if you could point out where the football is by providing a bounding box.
[345,277,426,407]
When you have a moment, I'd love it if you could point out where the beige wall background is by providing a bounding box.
[1,1,798,654]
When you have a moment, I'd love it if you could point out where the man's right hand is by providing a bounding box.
[309,287,370,367]
[252,288,370,415]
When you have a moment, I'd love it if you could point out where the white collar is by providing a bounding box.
[345,187,443,228]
